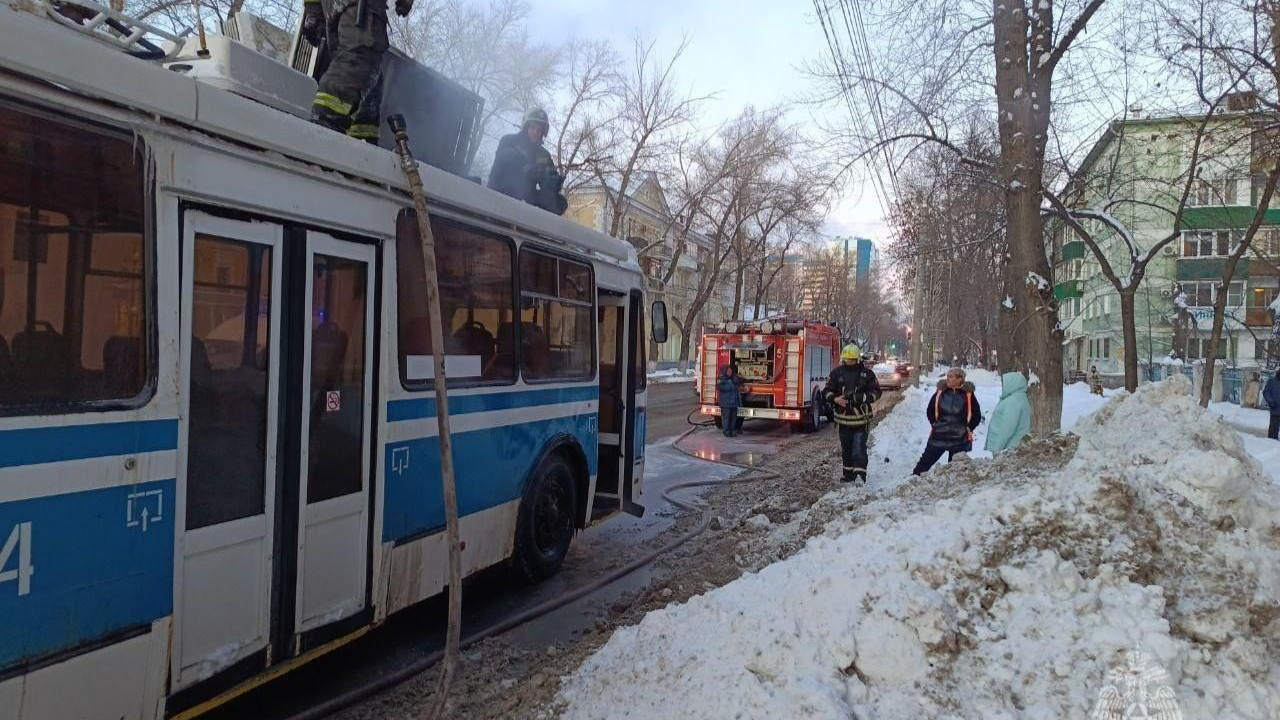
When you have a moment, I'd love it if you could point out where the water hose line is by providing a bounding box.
[284,448,776,720]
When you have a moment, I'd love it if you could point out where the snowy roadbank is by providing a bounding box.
[555,375,1280,719]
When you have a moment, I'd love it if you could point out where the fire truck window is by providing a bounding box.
[397,210,516,388]
[519,250,594,381]
[0,103,149,413]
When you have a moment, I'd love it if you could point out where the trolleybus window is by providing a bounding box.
[518,249,594,381]
[396,209,516,387]
[187,236,272,528]
[0,103,148,412]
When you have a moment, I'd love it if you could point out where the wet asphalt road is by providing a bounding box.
[200,380,757,720]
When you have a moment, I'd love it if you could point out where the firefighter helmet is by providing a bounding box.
[523,107,550,131]
[841,344,862,361]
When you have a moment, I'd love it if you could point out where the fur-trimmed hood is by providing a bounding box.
[936,379,976,393]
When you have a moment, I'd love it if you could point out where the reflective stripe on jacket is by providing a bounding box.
[927,380,982,448]
[822,364,882,428]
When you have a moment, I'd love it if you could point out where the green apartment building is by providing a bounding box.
[1054,96,1280,377]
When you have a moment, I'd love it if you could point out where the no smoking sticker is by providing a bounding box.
[325,390,341,412]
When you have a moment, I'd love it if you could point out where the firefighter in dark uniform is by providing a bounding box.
[823,344,882,485]
[301,0,412,142]
[487,108,569,215]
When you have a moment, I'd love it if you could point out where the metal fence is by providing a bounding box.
[1221,368,1243,405]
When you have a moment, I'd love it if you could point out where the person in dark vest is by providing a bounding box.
[301,0,412,142]
[716,365,742,437]
[1263,369,1280,439]
[487,108,568,215]
[913,367,983,475]
[823,344,882,485]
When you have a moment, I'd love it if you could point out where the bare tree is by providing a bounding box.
[810,0,1116,432]
[1150,0,1280,405]
[888,128,1006,368]
[390,0,565,171]
[552,40,623,192]
[125,0,298,35]
[590,37,706,240]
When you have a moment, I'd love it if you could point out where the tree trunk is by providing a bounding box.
[1120,290,1139,392]
[993,0,1063,432]
[730,261,745,320]
[1200,160,1280,405]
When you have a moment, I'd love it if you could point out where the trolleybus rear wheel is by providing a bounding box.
[514,453,578,583]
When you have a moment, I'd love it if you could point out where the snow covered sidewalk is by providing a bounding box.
[648,368,697,384]
[867,369,1112,489]
[554,374,1280,719]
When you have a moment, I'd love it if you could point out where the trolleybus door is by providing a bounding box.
[594,292,629,512]
[622,290,647,514]
[174,212,284,690]
[293,232,375,643]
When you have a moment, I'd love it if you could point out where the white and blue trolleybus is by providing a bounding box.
[0,2,663,717]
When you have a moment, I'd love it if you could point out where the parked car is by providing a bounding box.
[895,362,912,379]
[873,362,905,390]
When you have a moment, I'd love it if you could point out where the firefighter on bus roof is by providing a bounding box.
[488,108,569,215]
[823,344,882,486]
[301,0,413,143]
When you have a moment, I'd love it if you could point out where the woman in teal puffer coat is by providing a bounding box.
[984,371,1031,452]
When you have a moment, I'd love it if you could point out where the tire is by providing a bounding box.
[799,393,821,433]
[714,416,723,429]
[513,452,578,583]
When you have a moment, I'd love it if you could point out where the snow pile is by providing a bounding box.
[555,374,1280,720]
[1076,373,1280,530]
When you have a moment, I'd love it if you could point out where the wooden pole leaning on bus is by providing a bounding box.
[387,115,462,720]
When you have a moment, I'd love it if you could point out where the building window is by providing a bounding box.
[1250,286,1278,308]
[1255,339,1274,362]
[1190,177,1245,207]
[1178,281,1244,307]
[519,249,595,381]
[1256,228,1280,257]
[397,211,517,388]
[0,103,149,413]
[1103,338,1111,357]
[1182,230,1242,257]
[1186,337,1230,361]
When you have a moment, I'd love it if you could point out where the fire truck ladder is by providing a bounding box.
[41,0,185,62]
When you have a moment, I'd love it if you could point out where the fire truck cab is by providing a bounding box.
[696,318,841,433]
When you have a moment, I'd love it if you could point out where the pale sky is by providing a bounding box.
[521,0,889,245]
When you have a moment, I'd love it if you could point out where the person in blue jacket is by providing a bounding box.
[716,365,743,437]
[984,371,1031,453]
[1263,369,1280,440]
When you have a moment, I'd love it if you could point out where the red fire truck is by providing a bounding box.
[696,318,841,433]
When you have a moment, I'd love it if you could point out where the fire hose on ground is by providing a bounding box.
[283,433,777,720]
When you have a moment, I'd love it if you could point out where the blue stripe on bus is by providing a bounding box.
[0,479,174,670]
[0,420,179,469]
[386,385,599,422]
[383,413,598,541]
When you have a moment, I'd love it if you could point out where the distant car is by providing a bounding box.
[873,362,904,390]
[895,362,912,379]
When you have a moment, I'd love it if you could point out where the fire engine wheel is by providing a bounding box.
[799,391,823,433]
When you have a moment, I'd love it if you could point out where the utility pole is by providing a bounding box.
[910,252,925,386]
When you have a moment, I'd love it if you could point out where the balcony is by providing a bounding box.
[1246,307,1273,327]
[1177,258,1250,280]
[1060,240,1086,262]
[1053,279,1083,300]
[1183,206,1280,230]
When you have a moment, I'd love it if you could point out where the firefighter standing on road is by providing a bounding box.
[301,0,412,143]
[823,344,882,485]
